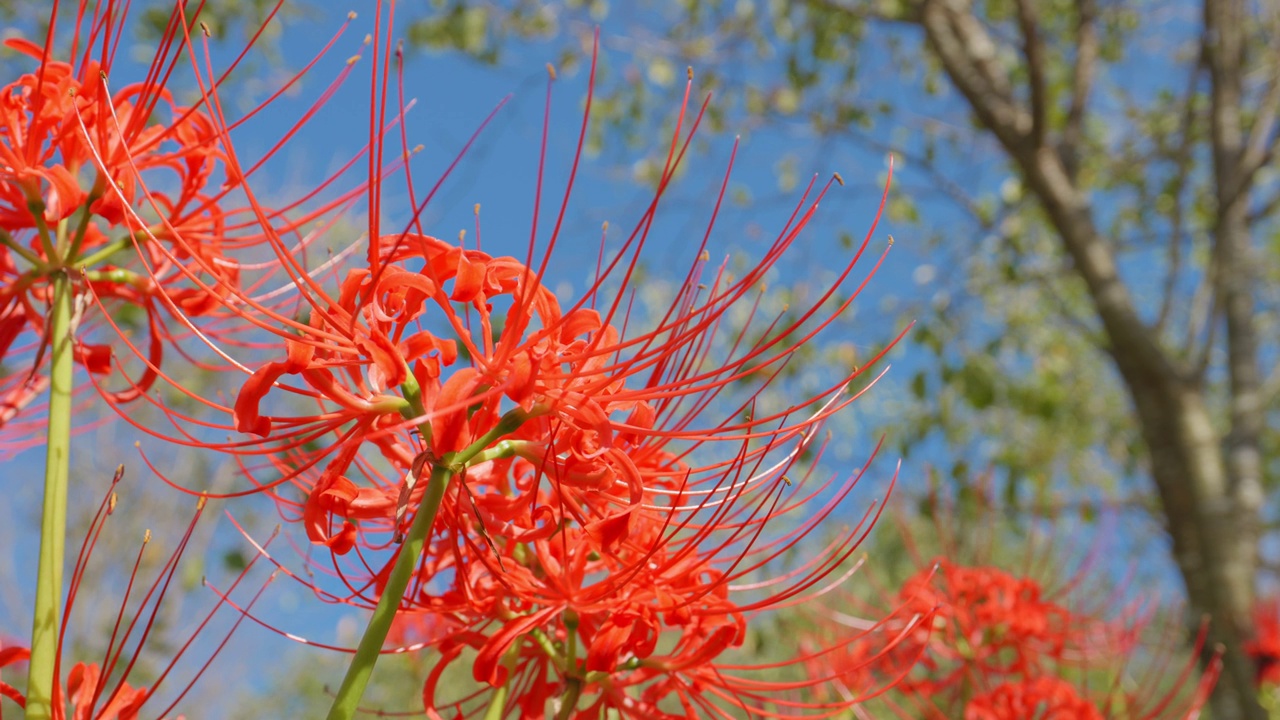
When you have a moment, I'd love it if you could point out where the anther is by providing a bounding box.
[833,172,844,186]
[546,63,557,81]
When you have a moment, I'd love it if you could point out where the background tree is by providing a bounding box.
[401,0,1280,717]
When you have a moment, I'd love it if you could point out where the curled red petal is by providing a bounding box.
[233,362,291,436]
[473,606,561,686]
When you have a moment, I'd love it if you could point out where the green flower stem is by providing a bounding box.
[63,191,103,262]
[466,438,530,465]
[481,646,521,720]
[83,268,142,286]
[554,677,584,720]
[26,271,75,720]
[325,408,529,720]
[74,234,133,271]
[27,200,57,260]
[0,228,48,270]
[325,460,455,720]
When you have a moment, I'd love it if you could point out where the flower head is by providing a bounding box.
[135,6,908,716]
[795,486,1219,719]
[0,2,253,449]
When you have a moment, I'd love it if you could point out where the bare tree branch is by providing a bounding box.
[1061,0,1097,180]
[917,0,1032,150]
[1241,3,1280,180]
[1156,59,1205,340]
[1013,0,1048,149]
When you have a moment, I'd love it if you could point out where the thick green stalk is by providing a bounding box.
[481,647,520,720]
[554,678,584,720]
[325,409,529,720]
[325,461,454,720]
[26,272,75,720]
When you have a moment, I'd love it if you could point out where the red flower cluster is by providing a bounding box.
[797,492,1218,719]
[109,5,907,715]
[964,677,1103,720]
[893,560,1093,694]
[0,5,255,451]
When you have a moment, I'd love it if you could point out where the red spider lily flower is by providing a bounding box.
[107,5,906,715]
[0,1,372,449]
[125,5,903,567]
[893,560,1096,692]
[1247,595,1280,686]
[795,487,1220,719]
[963,677,1104,720]
[0,1,237,445]
[0,466,268,720]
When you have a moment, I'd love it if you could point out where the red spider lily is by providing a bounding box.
[1247,595,1280,686]
[0,0,374,450]
[121,4,903,565]
[795,488,1220,719]
[963,677,1104,720]
[99,4,906,715]
[0,466,269,720]
[0,2,227,434]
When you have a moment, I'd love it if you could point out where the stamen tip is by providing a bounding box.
[546,63,558,81]
[200,21,211,38]
[833,172,845,186]
[887,234,895,246]
[687,66,694,80]
[348,11,357,19]
[197,496,208,511]
[143,529,152,543]
[474,203,481,215]
[108,493,118,514]
[699,249,710,261]
[347,54,361,65]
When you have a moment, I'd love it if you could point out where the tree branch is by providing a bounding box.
[1241,3,1280,180]
[917,0,1032,150]
[1061,0,1097,180]
[1155,59,1205,340]
[1013,0,1048,149]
